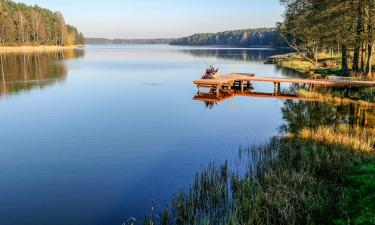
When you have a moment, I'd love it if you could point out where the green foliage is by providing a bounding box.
[335,162,375,225]
[279,0,375,75]
[0,0,84,46]
[170,28,287,47]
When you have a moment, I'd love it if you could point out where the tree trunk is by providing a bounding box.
[367,9,373,77]
[314,45,319,65]
[361,42,366,71]
[353,0,364,71]
[368,45,373,77]
[342,44,349,76]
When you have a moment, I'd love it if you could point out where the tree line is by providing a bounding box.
[279,0,375,76]
[170,28,288,47]
[85,38,175,45]
[0,0,84,46]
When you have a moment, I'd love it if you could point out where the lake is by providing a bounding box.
[0,45,373,225]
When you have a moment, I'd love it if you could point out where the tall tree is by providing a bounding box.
[353,0,366,71]
[279,0,375,77]
[0,0,84,46]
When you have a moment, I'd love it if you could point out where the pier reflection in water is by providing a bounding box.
[0,49,85,96]
[194,87,375,132]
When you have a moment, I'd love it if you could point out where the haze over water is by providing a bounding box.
[0,45,373,225]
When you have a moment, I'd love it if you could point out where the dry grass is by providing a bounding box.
[0,45,84,53]
[297,89,375,107]
[296,125,375,153]
[277,57,314,75]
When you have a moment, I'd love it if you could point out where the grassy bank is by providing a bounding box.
[140,125,374,225]
[275,54,375,105]
[277,56,314,75]
[0,45,84,53]
[297,89,375,107]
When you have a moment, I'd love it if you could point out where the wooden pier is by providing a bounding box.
[193,73,375,96]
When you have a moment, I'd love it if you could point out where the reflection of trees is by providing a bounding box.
[274,65,302,78]
[180,48,293,63]
[0,49,84,96]
[280,100,375,133]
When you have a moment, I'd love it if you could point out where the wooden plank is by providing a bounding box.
[193,73,375,88]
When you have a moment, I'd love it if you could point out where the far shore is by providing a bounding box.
[0,45,85,53]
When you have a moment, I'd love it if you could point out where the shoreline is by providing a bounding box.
[0,45,85,53]
[275,55,375,104]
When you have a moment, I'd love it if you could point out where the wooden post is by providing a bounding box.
[277,82,281,94]
[197,84,201,94]
[274,82,277,95]
[240,80,244,92]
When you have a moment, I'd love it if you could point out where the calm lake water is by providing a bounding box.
[0,45,373,225]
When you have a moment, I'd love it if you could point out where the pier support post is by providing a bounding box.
[274,82,281,95]
[273,82,281,95]
[240,81,244,93]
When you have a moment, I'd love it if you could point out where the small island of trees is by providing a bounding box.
[0,0,84,46]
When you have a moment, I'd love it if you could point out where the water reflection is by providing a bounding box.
[0,49,84,96]
[280,100,375,133]
[194,89,318,109]
[274,65,303,78]
[194,87,375,132]
[180,48,292,63]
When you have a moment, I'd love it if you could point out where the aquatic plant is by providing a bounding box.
[141,125,374,225]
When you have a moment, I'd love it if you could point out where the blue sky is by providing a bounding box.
[14,0,284,39]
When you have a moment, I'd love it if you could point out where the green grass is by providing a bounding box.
[335,162,375,225]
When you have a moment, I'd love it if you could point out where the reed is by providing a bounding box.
[297,125,375,153]
[297,89,375,107]
[141,126,374,225]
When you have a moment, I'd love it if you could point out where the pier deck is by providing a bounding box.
[193,73,375,95]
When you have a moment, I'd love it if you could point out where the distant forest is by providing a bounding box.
[86,28,288,48]
[85,38,175,45]
[0,0,84,46]
[170,28,288,47]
